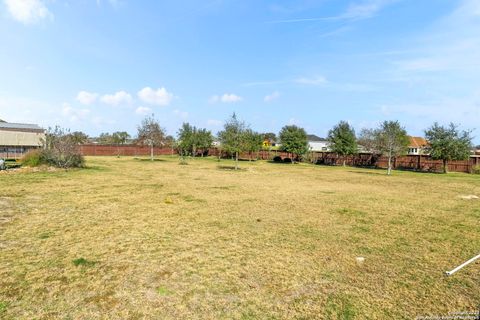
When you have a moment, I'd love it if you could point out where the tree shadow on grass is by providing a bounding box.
[347,170,386,176]
[133,158,166,162]
[217,165,247,171]
[84,165,108,171]
[267,161,298,165]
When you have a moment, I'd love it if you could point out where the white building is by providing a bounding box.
[307,134,331,152]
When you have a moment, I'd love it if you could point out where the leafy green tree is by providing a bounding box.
[177,123,213,158]
[279,125,309,162]
[136,114,166,161]
[177,122,196,157]
[68,131,89,145]
[376,121,410,175]
[263,132,277,145]
[112,131,130,145]
[196,128,213,156]
[243,129,263,160]
[218,113,247,170]
[328,121,357,166]
[425,122,473,173]
[97,132,114,144]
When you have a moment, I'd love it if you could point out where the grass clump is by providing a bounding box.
[72,258,96,267]
[325,294,356,320]
[21,149,43,167]
[156,286,172,296]
[38,232,53,239]
[0,301,7,314]
[473,165,480,174]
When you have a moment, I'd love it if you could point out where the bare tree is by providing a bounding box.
[136,115,166,161]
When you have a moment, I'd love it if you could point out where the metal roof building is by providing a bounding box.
[0,122,45,159]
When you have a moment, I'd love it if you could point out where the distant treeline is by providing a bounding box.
[55,113,477,174]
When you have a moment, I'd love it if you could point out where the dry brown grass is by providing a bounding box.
[1,156,479,319]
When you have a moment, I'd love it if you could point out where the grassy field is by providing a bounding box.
[1,156,479,319]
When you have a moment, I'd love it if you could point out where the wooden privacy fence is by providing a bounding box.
[78,144,176,157]
[311,152,480,173]
[77,144,480,173]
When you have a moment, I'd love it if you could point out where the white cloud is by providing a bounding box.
[295,76,328,86]
[76,91,98,105]
[207,119,222,126]
[62,103,90,122]
[135,106,152,115]
[392,0,480,76]
[264,91,280,102]
[209,93,243,104]
[343,0,397,20]
[4,0,53,24]
[173,109,188,119]
[137,87,174,106]
[100,91,132,106]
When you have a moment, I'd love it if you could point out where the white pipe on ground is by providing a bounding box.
[445,253,480,276]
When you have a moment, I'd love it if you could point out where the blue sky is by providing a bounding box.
[0,0,479,143]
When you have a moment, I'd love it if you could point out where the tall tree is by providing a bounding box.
[425,122,473,173]
[177,122,196,157]
[328,121,357,166]
[279,125,309,163]
[136,115,166,161]
[376,121,409,175]
[217,113,247,170]
[196,128,213,156]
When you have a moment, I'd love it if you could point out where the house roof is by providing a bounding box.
[0,122,44,132]
[307,134,328,142]
[408,136,428,148]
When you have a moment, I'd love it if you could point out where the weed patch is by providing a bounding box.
[72,258,96,267]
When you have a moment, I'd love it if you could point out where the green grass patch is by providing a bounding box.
[0,301,7,314]
[156,286,172,296]
[337,208,367,217]
[72,258,96,267]
[325,294,356,320]
[38,232,53,239]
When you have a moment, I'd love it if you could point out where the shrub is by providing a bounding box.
[473,165,480,174]
[21,149,44,167]
[43,126,85,168]
[273,156,282,162]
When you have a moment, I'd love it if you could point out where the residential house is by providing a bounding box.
[307,134,331,152]
[407,136,429,155]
